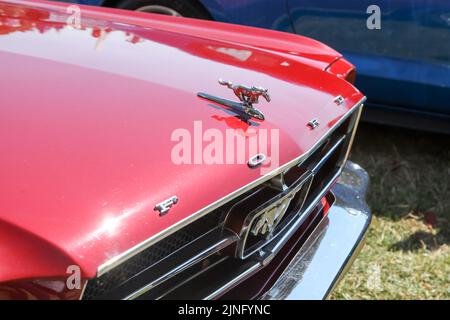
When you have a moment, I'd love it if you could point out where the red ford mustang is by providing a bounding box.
[0,0,371,300]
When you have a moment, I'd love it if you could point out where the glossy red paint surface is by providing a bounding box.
[0,0,364,284]
[326,57,357,83]
[0,280,85,299]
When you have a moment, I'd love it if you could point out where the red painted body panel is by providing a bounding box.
[0,0,364,285]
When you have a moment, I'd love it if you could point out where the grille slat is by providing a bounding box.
[82,209,224,299]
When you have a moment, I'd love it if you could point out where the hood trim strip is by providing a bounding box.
[97,96,366,276]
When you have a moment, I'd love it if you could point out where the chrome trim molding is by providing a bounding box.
[97,97,366,276]
[343,105,364,164]
[124,230,237,300]
[202,263,261,300]
[78,280,88,300]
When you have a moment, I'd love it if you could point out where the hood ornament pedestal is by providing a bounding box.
[198,79,271,121]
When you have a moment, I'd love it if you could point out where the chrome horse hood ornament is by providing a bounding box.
[218,79,271,106]
[198,79,271,121]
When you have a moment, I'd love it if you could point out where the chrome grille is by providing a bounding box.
[82,210,224,299]
[83,105,362,300]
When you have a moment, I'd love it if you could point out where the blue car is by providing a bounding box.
[60,0,450,133]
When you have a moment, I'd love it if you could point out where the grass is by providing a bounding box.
[330,122,450,300]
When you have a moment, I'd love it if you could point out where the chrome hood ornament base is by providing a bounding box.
[198,79,270,121]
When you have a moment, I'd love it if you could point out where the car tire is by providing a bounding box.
[116,0,212,19]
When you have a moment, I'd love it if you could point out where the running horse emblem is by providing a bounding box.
[218,79,271,106]
[197,79,271,121]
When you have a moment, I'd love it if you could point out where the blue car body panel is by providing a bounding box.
[198,0,293,32]
[286,0,450,120]
[71,0,293,32]
[62,0,450,128]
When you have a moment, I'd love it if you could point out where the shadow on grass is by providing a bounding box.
[390,229,449,252]
[349,122,450,251]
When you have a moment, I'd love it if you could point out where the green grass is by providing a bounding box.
[331,123,450,300]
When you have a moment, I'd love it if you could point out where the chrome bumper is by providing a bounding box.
[262,161,371,300]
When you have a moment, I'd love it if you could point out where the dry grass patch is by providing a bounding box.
[331,123,450,300]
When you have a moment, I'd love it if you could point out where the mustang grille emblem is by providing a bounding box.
[228,171,313,259]
[198,79,270,121]
[250,194,295,238]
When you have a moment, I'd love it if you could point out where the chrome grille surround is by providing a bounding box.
[82,98,366,300]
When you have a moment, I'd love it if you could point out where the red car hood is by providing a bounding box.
[0,0,364,281]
